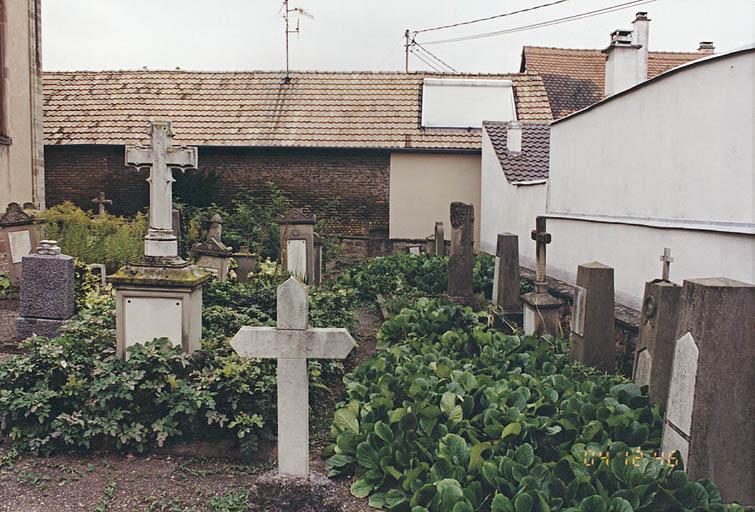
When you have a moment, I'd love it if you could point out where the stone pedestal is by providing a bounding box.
[447,202,474,300]
[0,203,41,286]
[492,233,521,317]
[521,292,561,337]
[279,209,316,285]
[569,262,615,372]
[233,245,258,284]
[108,261,210,359]
[633,279,681,410]
[662,278,754,506]
[193,240,233,282]
[15,240,75,340]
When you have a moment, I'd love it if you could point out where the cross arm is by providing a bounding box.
[166,146,198,169]
[125,146,154,168]
[231,327,356,359]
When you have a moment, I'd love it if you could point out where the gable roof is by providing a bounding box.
[483,121,550,183]
[520,46,706,118]
[43,70,552,151]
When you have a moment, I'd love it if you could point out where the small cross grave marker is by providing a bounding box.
[660,247,673,281]
[91,191,112,216]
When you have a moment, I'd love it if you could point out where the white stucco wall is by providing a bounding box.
[479,129,546,266]
[546,48,755,307]
[390,152,481,244]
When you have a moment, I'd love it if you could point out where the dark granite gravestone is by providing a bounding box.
[15,240,75,340]
[447,202,474,299]
[633,279,681,410]
[493,233,521,313]
[661,278,754,506]
[569,261,615,372]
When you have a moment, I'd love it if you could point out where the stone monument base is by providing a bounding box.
[108,259,210,359]
[490,307,524,333]
[15,317,67,341]
[522,292,561,337]
[252,471,344,512]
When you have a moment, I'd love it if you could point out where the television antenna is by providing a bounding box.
[282,0,314,82]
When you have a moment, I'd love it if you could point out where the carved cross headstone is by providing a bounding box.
[531,216,551,293]
[660,248,673,281]
[231,278,356,477]
[91,192,112,216]
[125,121,198,258]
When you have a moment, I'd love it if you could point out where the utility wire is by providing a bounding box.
[420,0,657,45]
[415,0,573,34]
[410,49,444,72]
[413,42,458,72]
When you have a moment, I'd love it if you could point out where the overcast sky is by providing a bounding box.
[42,0,754,73]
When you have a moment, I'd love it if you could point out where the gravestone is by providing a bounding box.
[569,262,615,372]
[231,277,355,477]
[108,121,210,360]
[521,217,561,336]
[408,245,422,255]
[0,202,41,286]
[313,233,324,286]
[192,214,234,281]
[492,233,520,313]
[633,279,681,410]
[91,191,112,216]
[15,240,75,340]
[279,209,316,285]
[434,222,445,257]
[87,263,108,289]
[425,234,435,255]
[447,202,474,300]
[233,244,258,284]
[661,278,754,506]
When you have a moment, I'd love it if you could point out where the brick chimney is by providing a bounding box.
[698,41,715,54]
[603,12,650,96]
[507,121,522,153]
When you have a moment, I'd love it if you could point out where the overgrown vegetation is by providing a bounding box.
[325,298,741,511]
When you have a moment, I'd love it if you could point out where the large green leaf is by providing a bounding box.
[356,441,380,470]
[578,496,606,512]
[333,407,359,434]
[350,478,373,498]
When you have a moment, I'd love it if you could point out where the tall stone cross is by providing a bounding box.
[125,121,198,258]
[660,247,673,281]
[531,216,552,293]
[231,277,356,477]
[91,192,112,216]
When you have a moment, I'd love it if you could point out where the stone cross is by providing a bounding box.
[91,192,112,216]
[660,248,673,281]
[231,278,356,477]
[531,216,551,293]
[125,121,198,258]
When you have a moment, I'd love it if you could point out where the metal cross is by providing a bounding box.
[531,216,552,293]
[231,278,356,477]
[660,247,674,281]
[91,191,112,216]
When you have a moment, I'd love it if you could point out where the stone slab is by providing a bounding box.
[664,333,698,435]
[277,278,308,330]
[19,253,75,320]
[287,239,307,281]
[8,230,31,264]
[569,262,615,372]
[447,202,474,298]
[522,291,561,337]
[634,349,652,388]
[15,317,67,341]
[571,285,587,336]
[494,233,520,311]
[195,254,232,282]
[661,423,689,470]
[123,296,183,352]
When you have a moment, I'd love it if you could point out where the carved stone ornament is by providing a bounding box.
[0,202,35,227]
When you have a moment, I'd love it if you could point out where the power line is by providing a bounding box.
[413,42,457,72]
[410,49,444,72]
[420,0,657,45]
[415,0,574,34]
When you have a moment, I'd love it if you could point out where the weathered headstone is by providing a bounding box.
[569,262,615,372]
[231,278,355,477]
[192,213,234,281]
[408,245,421,255]
[0,202,41,286]
[661,278,754,506]
[447,202,474,300]
[108,121,210,359]
[279,209,316,285]
[521,216,561,336]
[15,240,75,340]
[171,207,182,240]
[91,191,112,216]
[87,263,108,289]
[434,221,445,257]
[313,233,324,286]
[492,233,520,313]
[233,244,258,284]
[633,279,681,409]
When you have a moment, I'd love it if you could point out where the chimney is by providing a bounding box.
[603,12,651,96]
[698,41,715,54]
[507,122,522,153]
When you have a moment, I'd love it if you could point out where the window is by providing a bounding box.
[421,78,517,129]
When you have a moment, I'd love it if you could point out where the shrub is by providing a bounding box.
[40,202,146,272]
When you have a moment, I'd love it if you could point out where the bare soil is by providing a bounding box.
[0,298,19,355]
[0,306,382,512]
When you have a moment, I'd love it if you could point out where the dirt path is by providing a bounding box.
[0,305,383,512]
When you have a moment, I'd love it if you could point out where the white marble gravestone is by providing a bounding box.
[231,278,355,477]
[286,239,307,281]
[661,332,698,466]
[570,285,587,336]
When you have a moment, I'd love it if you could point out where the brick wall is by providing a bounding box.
[44,145,390,237]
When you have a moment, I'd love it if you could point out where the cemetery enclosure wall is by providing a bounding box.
[43,145,390,237]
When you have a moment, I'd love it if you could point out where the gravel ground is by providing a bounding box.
[0,298,18,353]
[0,306,382,512]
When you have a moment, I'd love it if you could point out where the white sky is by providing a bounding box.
[42,0,754,73]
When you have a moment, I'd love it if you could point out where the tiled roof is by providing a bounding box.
[521,46,705,118]
[483,121,550,183]
[43,70,552,150]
